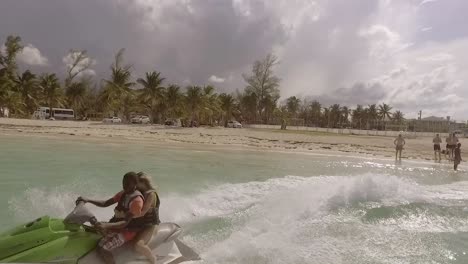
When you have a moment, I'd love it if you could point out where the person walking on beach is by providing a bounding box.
[433,134,442,161]
[394,134,405,161]
[454,143,462,171]
[446,134,453,160]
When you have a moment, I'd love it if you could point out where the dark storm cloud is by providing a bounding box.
[1,0,468,119]
[0,0,287,88]
[0,0,143,76]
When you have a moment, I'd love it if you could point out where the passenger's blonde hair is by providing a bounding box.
[136,171,156,191]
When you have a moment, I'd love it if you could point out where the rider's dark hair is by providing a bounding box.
[123,171,138,184]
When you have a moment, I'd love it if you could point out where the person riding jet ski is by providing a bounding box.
[133,171,161,264]
[77,171,157,264]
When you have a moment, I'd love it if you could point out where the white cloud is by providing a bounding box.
[208,75,225,83]
[419,0,438,6]
[359,24,413,61]
[17,44,48,66]
[420,27,432,32]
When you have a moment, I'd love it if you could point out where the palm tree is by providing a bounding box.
[340,106,351,127]
[0,35,23,116]
[200,85,219,125]
[100,49,133,118]
[310,100,321,126]
[378,103,393,130]
[330,104,341,128]
[186,86,203,122]
[262,94,278,124]
[219,93,235,126]
[0,68,22,117]
[366,104,378,129]
[1,35,23,78]
[393,110,404,124]
[137,71,165,123]
[67,81,90,118]
[322,107,331,128]
[239,92,257,123]
[165,84,184,118]
[40,73,63,116]
[352,105,365,129]
[122,92,137,122]
[15,70,40,116]
[286,96,300,118]
[80,88,98,119]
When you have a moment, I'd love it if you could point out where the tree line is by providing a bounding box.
[0,35,405,129]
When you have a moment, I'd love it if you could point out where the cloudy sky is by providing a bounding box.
[1,0,467,120]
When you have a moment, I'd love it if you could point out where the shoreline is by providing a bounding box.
[1,118,465,165]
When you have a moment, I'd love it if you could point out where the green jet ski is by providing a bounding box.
[0,201,200,264]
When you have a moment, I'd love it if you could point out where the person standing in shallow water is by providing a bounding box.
[451,133,459,158]
[433,134,442,161]
[394,134,406,161]
[454,143,462,171]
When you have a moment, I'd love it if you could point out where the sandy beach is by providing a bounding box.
[1,118,465,161]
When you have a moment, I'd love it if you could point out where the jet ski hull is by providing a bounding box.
[0,217,200,264]
[79,223,200,264]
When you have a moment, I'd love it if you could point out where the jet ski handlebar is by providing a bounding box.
[64,200,98,226]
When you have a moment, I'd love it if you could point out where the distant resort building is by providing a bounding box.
[407,116,467,133]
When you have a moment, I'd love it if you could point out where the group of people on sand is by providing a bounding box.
[393,133,462,171]
[76,171,160,264]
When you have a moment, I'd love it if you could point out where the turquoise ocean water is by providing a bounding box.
[1,134,468,263]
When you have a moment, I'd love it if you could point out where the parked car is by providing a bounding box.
[165,118,182,127]
[131,115,150,124]
[227,120,242,128]
[103,117,122,123]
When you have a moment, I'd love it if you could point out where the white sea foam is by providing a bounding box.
[8,174,468,263]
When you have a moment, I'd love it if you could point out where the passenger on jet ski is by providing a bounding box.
[134,171,161,264]
[77,171,145,264]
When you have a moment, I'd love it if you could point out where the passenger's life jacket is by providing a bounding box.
[130,190,161,227]
[109,189,161,230]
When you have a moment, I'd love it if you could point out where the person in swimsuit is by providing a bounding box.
[433,134,442,161]
[454,143,462,171]
[446,134,454,160]
[133,172,161,264]
[394,134,405,161]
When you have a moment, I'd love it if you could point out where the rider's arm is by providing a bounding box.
[99,214,134,230]
[140,192,156,216]
[87,198,115,208]
[77,196,116,207]
[100,197,143,230]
